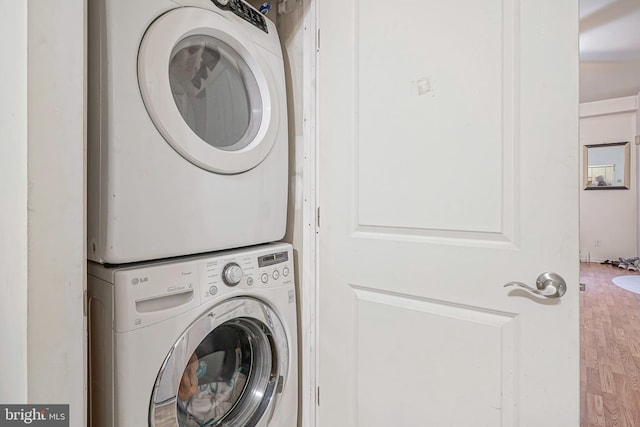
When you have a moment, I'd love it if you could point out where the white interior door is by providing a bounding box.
[317,1,580,426]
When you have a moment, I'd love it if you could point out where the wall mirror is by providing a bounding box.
[583,141,630,190]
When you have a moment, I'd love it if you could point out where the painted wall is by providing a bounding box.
[27,1,86,423]
[0,0,28,403]
[580,96,638,263]
[0,1,85,425]
[637,98,640,258]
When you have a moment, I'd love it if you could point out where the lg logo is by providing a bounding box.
[131,277,149,285]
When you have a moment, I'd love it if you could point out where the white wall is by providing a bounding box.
[580,96,638,262]
[0,4,86,423]
[0,0,28,403]
[637,96,640,257]
[27,1,86,425]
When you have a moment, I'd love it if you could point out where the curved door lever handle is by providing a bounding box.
[504,272,567,298]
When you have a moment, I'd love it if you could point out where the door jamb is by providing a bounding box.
[300,0,319,426]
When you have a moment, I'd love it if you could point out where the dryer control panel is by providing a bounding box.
[212,0,269,33]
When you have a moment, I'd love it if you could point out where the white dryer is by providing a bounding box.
[88,0,289,264]
[88,242,298,426]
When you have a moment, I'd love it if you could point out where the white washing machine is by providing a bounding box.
[88,0,289,264]
[88,242,298,426]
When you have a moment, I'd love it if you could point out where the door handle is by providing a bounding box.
[504,272,567,298]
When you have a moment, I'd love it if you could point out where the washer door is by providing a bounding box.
[138,7,279,174]
[150,298,289,427]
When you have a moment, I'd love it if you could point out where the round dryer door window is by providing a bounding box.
[138,8,281,174]
[149,298,289,427]
[168,35,262,153]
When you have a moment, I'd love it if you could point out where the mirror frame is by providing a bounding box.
[583,141,630,190]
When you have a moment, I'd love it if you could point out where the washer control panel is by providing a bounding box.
[108,244,293,331]
[201,246,293,301]
[212,0,268,33]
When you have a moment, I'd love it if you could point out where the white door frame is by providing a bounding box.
[300,0,319,425]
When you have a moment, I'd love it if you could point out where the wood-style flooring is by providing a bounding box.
[581,262,640,427]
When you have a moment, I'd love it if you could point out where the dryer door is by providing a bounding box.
[139,8,280,174]
[150,298,289,427]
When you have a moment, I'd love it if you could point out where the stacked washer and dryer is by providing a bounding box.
[86,1,297,426]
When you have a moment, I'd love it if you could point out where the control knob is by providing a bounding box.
[222,263,243,286]
[213,0,230,7]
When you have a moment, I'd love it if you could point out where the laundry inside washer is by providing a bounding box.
[176,322,268,426]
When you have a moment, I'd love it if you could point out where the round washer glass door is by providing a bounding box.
[150,298,289,427]
[139,8,280,174]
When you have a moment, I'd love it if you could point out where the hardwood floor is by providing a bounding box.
[581,262,640,427]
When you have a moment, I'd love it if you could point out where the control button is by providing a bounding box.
[209,286,218,296]
[261,273,269,284]
[247,277,254,286]
[283,267,290,277]
[222,263,243,287]
[214,0,230,6]
[272,270,280,280]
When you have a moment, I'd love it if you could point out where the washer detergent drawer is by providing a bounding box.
[114,262,201,332]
